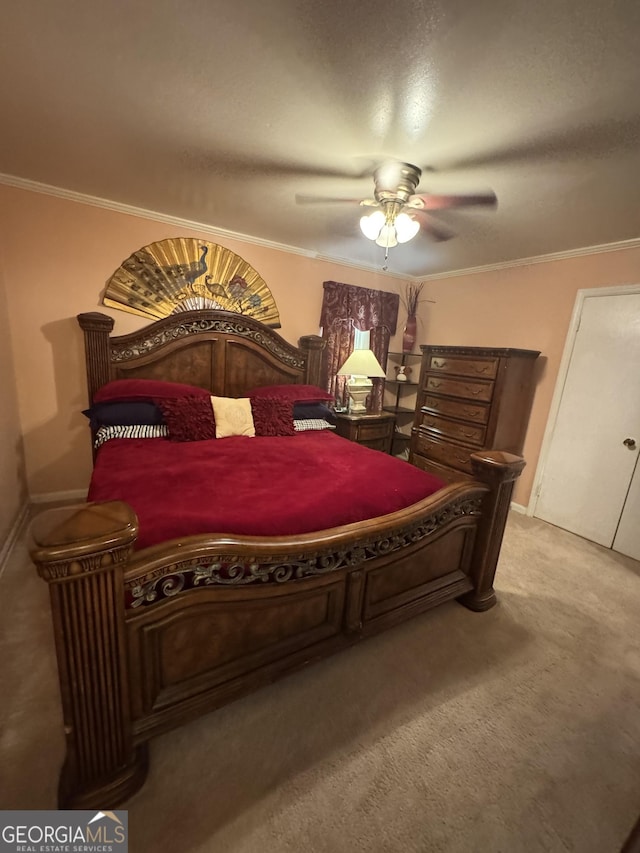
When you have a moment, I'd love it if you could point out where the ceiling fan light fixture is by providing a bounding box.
[360,207,419,248]
[394,212,420,243]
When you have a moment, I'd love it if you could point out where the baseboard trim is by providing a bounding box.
[510,502,527,515]
[0,500,31,581]
[30,488,88,505]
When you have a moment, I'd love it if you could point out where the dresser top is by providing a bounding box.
[419,345,540,359]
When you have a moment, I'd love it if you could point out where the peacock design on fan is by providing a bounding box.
[103,238,281,327]
[171,244,209,288]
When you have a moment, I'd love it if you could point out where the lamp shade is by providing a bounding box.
[394,212,420,243]
[337,348,386,377]
[359,211,385,241]
[375,224,398,248]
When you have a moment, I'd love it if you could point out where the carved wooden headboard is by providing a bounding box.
[78,310,325,405]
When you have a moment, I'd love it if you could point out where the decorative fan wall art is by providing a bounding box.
[103,238,281,327]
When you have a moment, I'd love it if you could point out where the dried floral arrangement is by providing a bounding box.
[404,282,425,317]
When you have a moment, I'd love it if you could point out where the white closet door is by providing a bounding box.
[535,293,640,547]
[612,452,640,560]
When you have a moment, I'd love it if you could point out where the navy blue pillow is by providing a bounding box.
[82,401,165,430]
[293,402,337,425]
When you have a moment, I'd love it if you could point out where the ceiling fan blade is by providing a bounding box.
[295,194,376,205]
[411,191,497,210]
[412,211,455,242]
[441,116,640,171]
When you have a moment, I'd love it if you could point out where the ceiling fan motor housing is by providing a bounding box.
[373,161,422,206]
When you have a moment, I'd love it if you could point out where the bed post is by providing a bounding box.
[299,334,325,387]
[30,501,147,809]
[77,312,114,404]
[458,450,526,612]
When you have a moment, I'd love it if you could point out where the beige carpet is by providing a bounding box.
[1,512,639,852]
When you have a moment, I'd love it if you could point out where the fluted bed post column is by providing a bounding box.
[77,312,114,405]
[299,334,326,387]
[30,501,147,809]
[459,450,526,612]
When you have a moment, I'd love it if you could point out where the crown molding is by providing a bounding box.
[3,171,637,283]
[0,173,403,280]
[414,237,640,281]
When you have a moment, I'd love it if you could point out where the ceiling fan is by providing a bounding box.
[296,160,497,252]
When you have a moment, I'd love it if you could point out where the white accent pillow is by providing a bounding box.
[210,396,256,438]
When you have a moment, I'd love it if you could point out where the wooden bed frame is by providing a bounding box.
[29,309,525,809]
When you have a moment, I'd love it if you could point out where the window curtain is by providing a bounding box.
[320,281,400,412]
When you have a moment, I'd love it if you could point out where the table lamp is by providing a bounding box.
[336,348,386,414]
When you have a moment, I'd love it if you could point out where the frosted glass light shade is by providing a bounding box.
[375,224,398,248]
[394,212,420,243]
[359,211,385,240]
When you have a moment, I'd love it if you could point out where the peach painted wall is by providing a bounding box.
[418,248,640,505]
[0,237,28,543]
[0,185,406,498]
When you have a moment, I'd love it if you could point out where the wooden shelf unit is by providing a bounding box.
[384,351,422,459]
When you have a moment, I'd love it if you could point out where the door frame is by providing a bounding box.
[528,282,640,518]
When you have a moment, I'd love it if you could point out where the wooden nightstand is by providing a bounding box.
[334,411,395,453]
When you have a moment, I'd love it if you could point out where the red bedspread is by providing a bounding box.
[88,432,446,550]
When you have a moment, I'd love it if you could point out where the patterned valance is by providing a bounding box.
[320,281,399,335]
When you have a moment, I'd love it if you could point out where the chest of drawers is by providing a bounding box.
[409,346,540,483]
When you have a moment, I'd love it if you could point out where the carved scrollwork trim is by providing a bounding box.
[37,546,131,582]
[126,496,482,609]
[110,318,305,368]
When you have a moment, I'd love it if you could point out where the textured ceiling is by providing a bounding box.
[2,0,640,277]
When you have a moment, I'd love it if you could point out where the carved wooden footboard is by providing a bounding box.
[30,450,523,809]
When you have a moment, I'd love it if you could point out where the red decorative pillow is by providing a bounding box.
[157,397,216,441]
[94,378,210,404]
[249,384,333,403]
[251,397,295,436]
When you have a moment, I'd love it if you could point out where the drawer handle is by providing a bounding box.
[465,386,483,396]
[432,359,447,369]
[463,409,480,419]
[472,365,490,374]
[429,380,443,388]
[458,430,477,438]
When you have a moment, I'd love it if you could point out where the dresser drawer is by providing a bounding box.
[335,415,394,453]
[418,412,486,446]
[410,452,472,484]
[428,354,499,380]
[424,374,494,403]
[355,421,393,442]
[413,432,474,474]
[422,395,489,425]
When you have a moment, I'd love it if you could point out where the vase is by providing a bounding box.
[402,315,417,353]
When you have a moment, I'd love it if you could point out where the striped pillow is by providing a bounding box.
[94,424,168,449]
